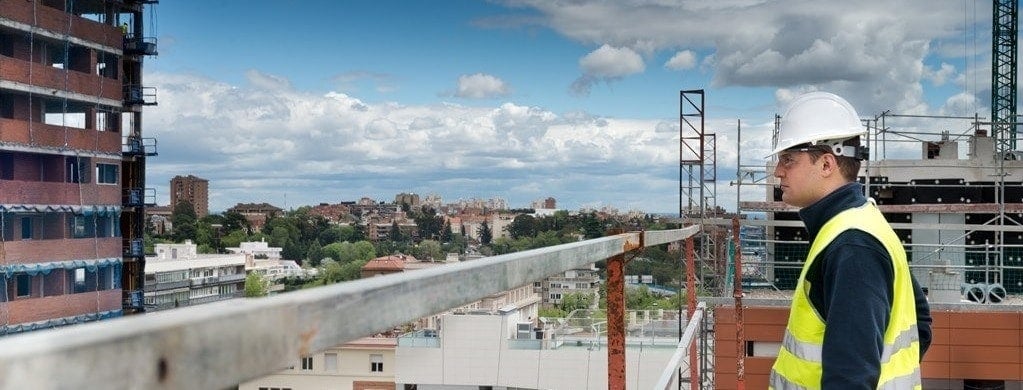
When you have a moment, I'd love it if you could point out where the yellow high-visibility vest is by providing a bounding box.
[769,201,921,389]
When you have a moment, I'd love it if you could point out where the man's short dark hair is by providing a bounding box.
[802,144,861,182]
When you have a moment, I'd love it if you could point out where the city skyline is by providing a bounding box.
[147,1,993,213]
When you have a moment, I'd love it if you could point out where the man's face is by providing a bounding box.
[773,149,827,208]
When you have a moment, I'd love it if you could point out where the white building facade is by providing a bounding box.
[535,265,601,306]
[239,337,397,390]
[143,241,247,310]
[396,305,681,389]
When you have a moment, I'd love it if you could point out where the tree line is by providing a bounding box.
[158,201,688,297]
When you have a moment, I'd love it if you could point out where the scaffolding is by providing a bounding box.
[732,111,1023,300]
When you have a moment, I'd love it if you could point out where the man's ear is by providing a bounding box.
[819,154,837,177]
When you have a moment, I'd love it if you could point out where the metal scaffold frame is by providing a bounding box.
[734,110,1023,299]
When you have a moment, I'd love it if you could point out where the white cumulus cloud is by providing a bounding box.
[455,73,511,99]
[665,50,697,70]
[572,44,645,95]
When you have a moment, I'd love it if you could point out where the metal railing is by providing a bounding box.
[654,301,707,390]
[0,227,699,389]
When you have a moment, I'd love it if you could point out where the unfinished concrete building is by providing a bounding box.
[0,0,158,334]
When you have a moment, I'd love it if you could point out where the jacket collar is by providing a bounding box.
[797,182,867,242]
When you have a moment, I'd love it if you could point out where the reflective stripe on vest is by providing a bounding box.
[768,201,921,389]
[780,324,919,364]
[770,367,921,390]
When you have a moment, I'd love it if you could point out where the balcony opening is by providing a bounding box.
[96,52,119,80]
[21,216,34,240]
[96,163,119,185]
[66,156,92,184]
[0,152,13,180]
[16,274,32,297]
[72,268,87,293]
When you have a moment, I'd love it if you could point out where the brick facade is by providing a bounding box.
[0,0,144,333]
[714,305,1023,388]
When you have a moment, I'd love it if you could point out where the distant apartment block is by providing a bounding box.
[227,240,309,291]
[0,0,158,332]
[145,205,173,235]
[361,254,412,278]
[239,337,397,390]
[171,175,209,217]
[227,240,283,260]
[143,241,246,311]
[531,196,557,209]
[395,286,677,389]
[227,202,282,232]
[535,265,601,306]
[308,202,353,224]
[367,221,418,242]
[394,192,420,208]
[458,213,513,242]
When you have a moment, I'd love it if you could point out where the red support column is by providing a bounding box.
[733,217,746,390]
[607,251,626,390]
[686,232,698,387]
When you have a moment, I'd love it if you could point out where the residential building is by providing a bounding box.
[535,265,601,306]
[238,337,397,390]
[360,254,414,278]
[0,0,157,333]
[308,202,353,224]
[531,197,557,210]
[143,241,246,311]
[394,192,420,208]
[422,193,443,210]
[395,289,676,389]
[367,221,417,242]
[228,240,311,291]
[227,240,283,260]
[145,205,173,235]
[170,175,209,217]
[227,202,282,232]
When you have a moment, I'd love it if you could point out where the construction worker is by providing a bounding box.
[766,92,931,389]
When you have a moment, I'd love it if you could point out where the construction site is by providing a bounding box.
[4,1,1023,389]
[675,2,1023,388]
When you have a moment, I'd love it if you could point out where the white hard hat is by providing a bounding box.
[767,91,866,158]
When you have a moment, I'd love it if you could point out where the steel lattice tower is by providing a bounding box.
[992,0,1018,152]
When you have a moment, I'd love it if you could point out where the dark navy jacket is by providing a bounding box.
[798,182,932,388]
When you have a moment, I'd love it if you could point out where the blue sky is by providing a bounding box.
[143,1,996,214]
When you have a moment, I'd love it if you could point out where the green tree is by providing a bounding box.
[322,240,376,264]
[412,206,444,241]
[507,214,537,239]
[269,226,292,249]
[194,221,218,252]
[478,221,493,245]
[352,240,377,262]
[539,307,567,318]
[413,240,443,261]
[440,221,453,242]
[560,291,594,311]
[306,239,324,267]
[389,221,403,242]
[317,259,370,284]
[222,211,251,233]
[625,285,660,309]
[244,273,268,297]
[171,200,197,242]
[579,212,606,239]
[317,226,344,245]
[220,229,249,249]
